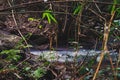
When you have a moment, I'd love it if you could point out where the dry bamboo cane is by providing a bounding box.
[92,11,115,80]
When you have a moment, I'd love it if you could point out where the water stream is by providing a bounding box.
[30,49,118,62]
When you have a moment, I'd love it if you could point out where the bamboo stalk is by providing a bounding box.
[92,11,116,80]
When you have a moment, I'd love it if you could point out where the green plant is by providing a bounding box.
[108,0,120,18]
[15,36,32,49]
[116,8,120,18]
[42,10,57,24]
[79,58,95,74]
[32,67,46,80]
[110,20,119,39]
[0,49,21,62]
[115,67,120,78]
[73,4,82,15]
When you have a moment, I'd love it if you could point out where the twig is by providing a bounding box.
[62,3,68,32]
[1,0,120,12]
[49,68,58,77]
[13,73,22,79]
[79,71,91,80]
[108,52,116,79]
[93,0,102,13]
[88,8,106,21]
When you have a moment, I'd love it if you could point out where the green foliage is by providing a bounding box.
[110,19,120,41]
[42,10,57,24]
[79,58,95,75]
[8,64,17,69]
[108,0,120,18]
[32,67,46,79]
[0,49,21,61]
[97,67,114,79]
[15,37,32,49]
[107,0,120,42]
[25,67,31,71]
[73,4,82,15]
[19,61,48,80]
[108,0,117,14]
[110,0,117,14]
[116,7,120,18]
[111,19,119,32]
[113,20,120,26]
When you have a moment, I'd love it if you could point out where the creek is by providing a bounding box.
[30,49,118,62]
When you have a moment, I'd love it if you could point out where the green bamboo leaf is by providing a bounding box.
[49,14,57,23]
[73,5,81,15]
[46,13,51,24]
[42,13,47,19]
[111,0,117,14]
[42,10,57,23]
[45,10,52,13]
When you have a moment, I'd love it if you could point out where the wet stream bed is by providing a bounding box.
[30,49,118,62]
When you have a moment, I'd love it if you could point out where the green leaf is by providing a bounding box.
[33,68,46,79]
[0,49,21,61]
[116,8,120,18]
[9,64,16,69]
[73,5,81,15]
[25,67,31,71]
[46,13,51,24]
[49,14,57,23]
[13,55,20,61]
[44,10,52,13]
[42,10,57,24]
[42,13,46,19]
[111,0,117,14]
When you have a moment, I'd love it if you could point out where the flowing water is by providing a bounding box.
[30,49,118,62]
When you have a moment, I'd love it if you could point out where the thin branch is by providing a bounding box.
[93,0,102,13]
[62,3,68,32]
[0,0,120,12]
[88,8,106,21]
